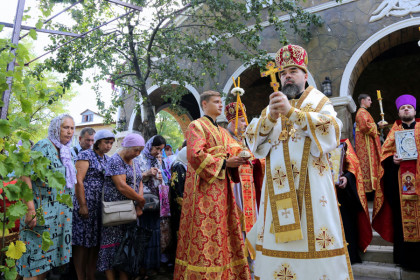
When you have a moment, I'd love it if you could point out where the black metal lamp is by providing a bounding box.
[321,77,332,97]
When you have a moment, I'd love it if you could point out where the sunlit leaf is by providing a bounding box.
[5,240,26,260]
[28,29,37,40]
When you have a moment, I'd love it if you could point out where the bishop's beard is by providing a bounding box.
[282,83,300,99]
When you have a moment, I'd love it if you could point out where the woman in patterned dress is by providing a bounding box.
[137,135,166,279]
[97,133,146,280]
[17,114,76,280]
[72,130,115,280]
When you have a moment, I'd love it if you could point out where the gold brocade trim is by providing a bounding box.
[207,145,224,153]
[315,96,329,112]
[260,132,270,137]
[401,195,419,201]
[327,115,340,147]
[175,257,248,273]
[200,118,222,143]
[255,244,347,259]
[264,179,268,222]
[307,112,323,155]
[282,135,302,233]
[298,139,312,214]
[246,238,256,260]
[255,276,260,280]
[368,125,377,135]
[267,150,303,243]
[183,174,200,279]
[208,160,225,184]
[398,167,420,242]
[365,134,374,191]
[267,112,278,123]
[296,86,313,108]
[336,173,354,279]
[261,107,268,118]
[304,174,316,251]
[285,107,295,119]
[196,154,212,176]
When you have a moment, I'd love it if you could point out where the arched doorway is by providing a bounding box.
[338,18,420,141]
[128,84,201,133]
[340,17,420,99]
[353,41,420,124]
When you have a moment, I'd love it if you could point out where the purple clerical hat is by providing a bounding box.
[395,94,416,110]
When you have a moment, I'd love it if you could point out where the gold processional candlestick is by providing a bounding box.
[231,77,251,159]
[376,90,388,126]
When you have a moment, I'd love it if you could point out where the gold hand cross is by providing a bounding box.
[261,61,282,92]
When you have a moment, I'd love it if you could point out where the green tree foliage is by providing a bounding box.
[7,43,76,143]
[37,0,322,139]
[156,110,184,149]
[0,24,73,279]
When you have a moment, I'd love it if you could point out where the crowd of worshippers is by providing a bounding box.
[15,119,188,280]
[11,44,420,280]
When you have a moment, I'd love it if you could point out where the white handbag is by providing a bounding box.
[102,162,137,227]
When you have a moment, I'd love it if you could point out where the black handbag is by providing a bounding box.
[143,192,160,212]
[113,224,152,276]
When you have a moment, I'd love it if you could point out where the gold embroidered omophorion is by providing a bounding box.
[245,86,353,280]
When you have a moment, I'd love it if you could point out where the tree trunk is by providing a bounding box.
[140,98,158,141]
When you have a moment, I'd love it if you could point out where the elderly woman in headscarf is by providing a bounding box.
[72,129,115,280]
[97,133,146,280]
[137,135,166,279]
[17,114,76,280]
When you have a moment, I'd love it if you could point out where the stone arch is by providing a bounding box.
[128,83,201,131]
[156,105,191,137]
[340,17,420,98]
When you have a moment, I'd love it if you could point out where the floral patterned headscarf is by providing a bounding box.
[47,114,76,189]
[141,136,158,168]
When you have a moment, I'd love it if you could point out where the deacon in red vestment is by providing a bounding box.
[174,91,251,280]
[355,94,384,193]
[372,94,420,271]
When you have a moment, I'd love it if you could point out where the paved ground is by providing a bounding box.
[47,263,396,279]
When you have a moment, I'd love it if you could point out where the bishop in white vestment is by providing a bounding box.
[246,45,353,280]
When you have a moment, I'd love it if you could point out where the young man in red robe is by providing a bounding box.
[355,94,384,194]
[174,91,251,280]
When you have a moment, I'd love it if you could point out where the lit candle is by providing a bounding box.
[377,90,381,99]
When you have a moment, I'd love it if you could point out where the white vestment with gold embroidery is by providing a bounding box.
[245,87,353,280]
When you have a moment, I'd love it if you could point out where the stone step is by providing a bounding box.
[361,245,394,264]
[371,231,393,247]
[401,268,420,280]
[352,262,400,279]
[352,262,420,280]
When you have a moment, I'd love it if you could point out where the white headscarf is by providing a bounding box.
[171,146,187,170]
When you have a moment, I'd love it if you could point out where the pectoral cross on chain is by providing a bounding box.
[261,61,282,92]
